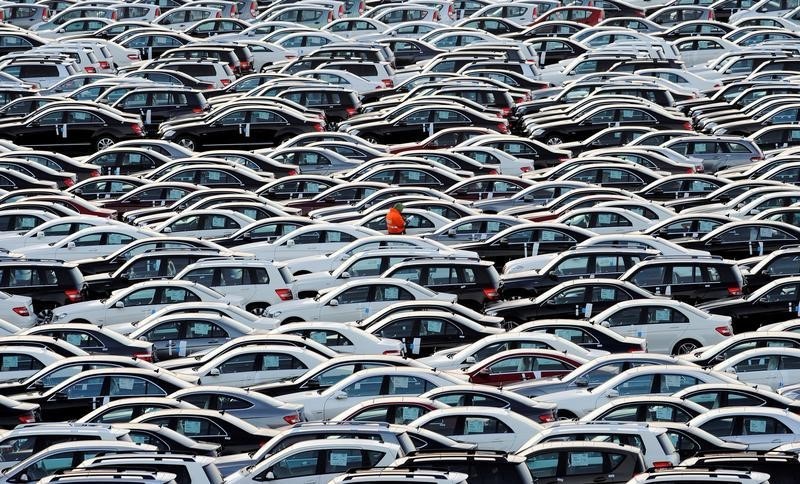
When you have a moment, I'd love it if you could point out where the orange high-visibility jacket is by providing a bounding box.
[386,207,406,234]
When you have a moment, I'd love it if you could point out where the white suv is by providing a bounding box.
[174,258,294,315]
[628,469,770,484]
[330,469,468,484]
[78,453,222,484]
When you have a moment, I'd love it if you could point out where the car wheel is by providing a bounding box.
[282,317,304,324]
[95,135,116,151]
[363,135,380,145]
[293,271,310,276]
[69,319,90,325]
[175,136,197,151]
[673,339,701,355]
[246,302,270,316]
[557,410,577,420]
[545,136,563,145]
[35,303,57,322]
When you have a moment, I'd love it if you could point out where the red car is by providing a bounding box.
[463,349,587,386]
[388,127,498,154]
[333,397,449,425]
[24,195,117,218]
[534,6,604,26]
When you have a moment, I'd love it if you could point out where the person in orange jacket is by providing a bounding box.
[386,203,406,235]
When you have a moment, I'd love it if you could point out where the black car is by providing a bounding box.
[0,104,145,154]
[278,86,362,124]
[649,422,748,461]
[663,181,782,212]
[0,259,86,315]
[0,159,77,189]
[9,368,192,421]
[381,260,500,310]
[159,105,324,151]
[112,87,209,135]
[682,452,800,484]
[156,164,270,191]
[698,277,800,332]
[0,335,88,359]
[378,38,444,67]
[210,217,316,247]
[22,324,153,360]
[514,320,647,353]
[676,221,800,259]
[392,451,532,484]
[641,214,732,240]
[0,395,38,429]
[620,256,744,304]
[680,331,800,366]
[252,356,422,397]
[257,175,344,201]
[742,247,800,291]
[0,96,61,120]
[499,248,655,299]
[454,223,595,267]
[485,279,659,325]
[131,408,276,455]
[675,384,800,413]
[345,105,507,145]
[115,423,221,457]
[422,386,557,423]
[201,150,299,178]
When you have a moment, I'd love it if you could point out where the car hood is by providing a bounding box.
[536,387,592,404]
[266,298,318,316]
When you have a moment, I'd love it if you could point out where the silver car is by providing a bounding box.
[661,136,764,173]
[169,386,305,428]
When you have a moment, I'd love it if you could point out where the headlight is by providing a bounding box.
[268,310,282,318]
[53,312,66,321]
[531,129,544,136]
[163,130,175,138]
[486,311,497,317]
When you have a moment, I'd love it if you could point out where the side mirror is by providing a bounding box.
[465,356,476,364]
[264,471,275,480]
[328,299,339,307]
[304,378,320,389]
[575,377,589,387]
[499,237,509,246]
[600,320,610,328]
[119,272,129,279]
[242,232,252,239]
[67,241,76,249]
[545,299,557,306]
[209,368,221,376]
[547,270,559,279]
[28,380,44,391]
[447,228,456,237]
[606,389,620,399]
[395,121,407,127]
[162,227,172,234]
[334,390,348,400]
[478,368,490,375]
[114,301,124,309]
[286,239,296,247]
[724,366,736,374]
[53,391,68,400]
[340,271,350,279]
[36,231,44,238]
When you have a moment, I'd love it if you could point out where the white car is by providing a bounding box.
[537,365,742,419]
[270,322,403,355]
[15,225,160,261]
[51,280,241,326]
[224,439,401,484]
[298,68,385,93]
[591,300,733,355]
[0,216,121,251]
[0,346,63,381]
[411,407,542,452]
[636,68,721,93]
[283,235,478,275]
[153,209,256,239]
[265,278,456,324]
[278,367,465,420]
[0,291,35,328]
[451,146,535,175]
[598,200,677,222]
[174,258,294,314]
[688,406,800,450]
[174,345,327,387]
[236,224,380,262]
[0,209,57,234]
[557,207,653,235]
[419,332,605,371]
[580,395,709,423]
[504,234,710,273]
[106,302,279,336]
[712,347,800,389]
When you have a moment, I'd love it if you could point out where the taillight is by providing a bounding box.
[283,414,300,425]
[381,78,393,88]
[111,11,116,19]
[488,168,498,174]
[751,156,763,162]
[716,326,733,336]
[240,60,251,71]
[652,462,673,469]
[85,66,96,73]
[345,107,357,117]
[155,7,160,15]
[500,107,511,117]
[64,289,82,303]
[685,167,695,174]
[359,1,365,13]
[131,123,143,135]
[313,123,324,132]
[127,53,140,60]
[216,10,221,17]
[521,166,532,173]
[338,5,344,16]
[42,8,48,20]
[133,352,153,362]
[275,288,293,301]
[383,350,401,356]
[683,121,692,130]
[496,122,508,134]
[448,3,455,18]
[12,306,29,317]
[728,285,742,296]
[433,10,439,20]
[63,177,74,187]
[18,412,35,424]
[288,169,298,176]
[90,169,100,177]
[221,79,231,86]
[538,412,556,423]
[99,61,110,70]
[250,2,256,16]
[328,10,333,21]
[192,107,204,113]
[483,287,499,300]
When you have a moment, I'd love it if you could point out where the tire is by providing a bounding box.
[175,135,198,151]
[35,303,57,322]
[94,135,116,151]
[281,317,304,325]
[545,136,563,145]
[246,302,270,316]
[673,339,701,355]
[293,271,310,276]
[363,135,380,145]
[69,319,90,325]
[297,291,317,299]
[557,410,577,420]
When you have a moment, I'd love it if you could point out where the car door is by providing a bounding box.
[64,110,107,151]
[248,109,286,149]
[257,449,324,484]
[751,282,800,325]
[730,353,781,388]
[278,230,326,260]
[184,319,230,356]
[391,109,433,143]
[369,283,417,316]
[640,306,690,354]
[14,109,65,149]
[322,374,385,418]
[201,109,248,148]
[142,320,182,360]
[207,351,260,387]
[734,415,796,449]
[45,375,107,420]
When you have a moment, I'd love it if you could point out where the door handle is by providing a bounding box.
[208,340,218,343]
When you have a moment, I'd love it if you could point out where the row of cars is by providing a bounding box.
[5,0,800,481]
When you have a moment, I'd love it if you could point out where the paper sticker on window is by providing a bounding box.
[394,376,409,389]
[654,406,672,420]
[466,418,485,433]
[65,333,82,346]
[1,355,18,368]
[664,375,682,388]
[749,419,767,433]
[329,452,348,467]
[426,320,443,333]
[655,309,671,321]
[194,323,211,336]
[118,378,135,390]
[264,355,279,368]
[570,452,590,467]
[310,331,327,344]
[541,231,555,242]
[182,420,201,434]
[178,340,187,357]
[600,288,615,300]
[384,287,399,299]
[402,406,422,422]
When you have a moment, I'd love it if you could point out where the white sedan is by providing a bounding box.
[537,365,742,419]
[236,224,380,262]
[106,302,278,336]
[51,281,241,326]
[0,291,35,328]
[278,367,465,420]
[410,407,543,452]
[689,407,800,450]
[0,346,63,381]
[712,347,800,389]
[15,225,160,261]
[174,345,327,387]
[265,278,456,324]
[0,216,120,251]
[419,332,605,371]
[269,322,404,355]
[557,207,653,235]
[298,68,385,93]
[591,299,733,355]
[153,209,256,239]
